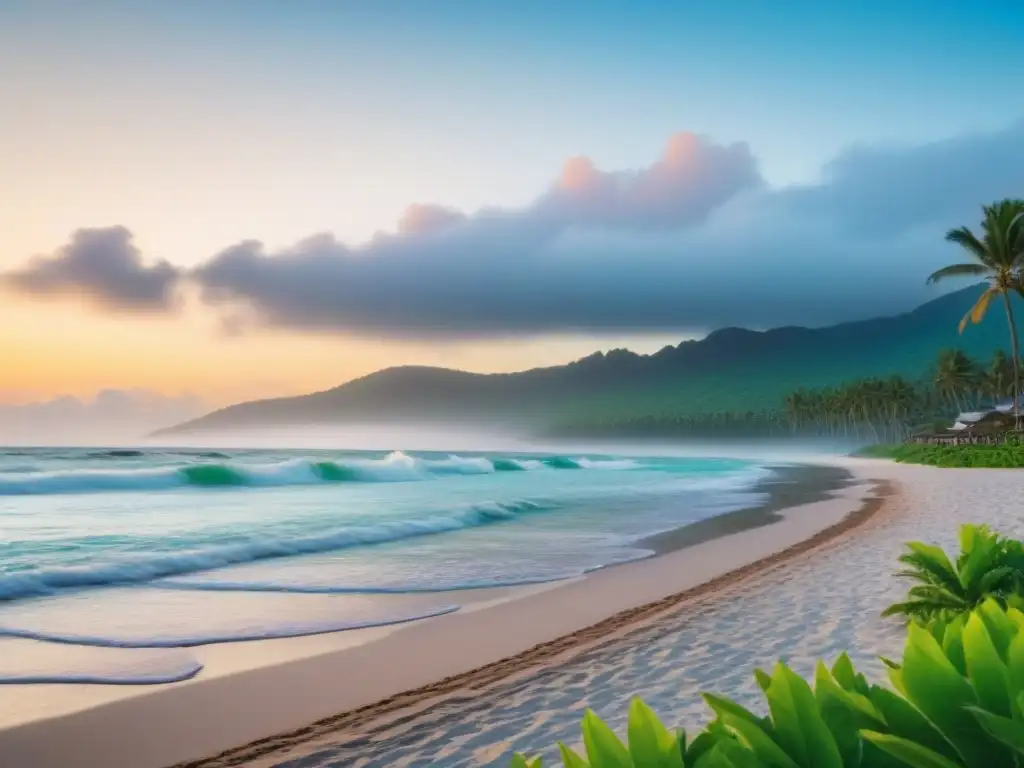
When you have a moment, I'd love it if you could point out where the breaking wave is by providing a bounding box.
[0,498,558,601]
[0,452,639,495]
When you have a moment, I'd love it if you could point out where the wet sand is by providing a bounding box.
[640,463,852,555]
[0,462,885,768]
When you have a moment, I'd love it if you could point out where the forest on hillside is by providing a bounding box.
[553,348,1016,442]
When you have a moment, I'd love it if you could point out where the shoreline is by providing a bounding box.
[638,462,852,555]
[0,462,891,768]
[182,467,891,768]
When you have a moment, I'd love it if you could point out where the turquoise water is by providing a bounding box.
[0,447,770,679]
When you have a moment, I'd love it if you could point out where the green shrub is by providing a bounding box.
[511,601,1024,767]
[856,441,1024,468]
[883,524,1024,623]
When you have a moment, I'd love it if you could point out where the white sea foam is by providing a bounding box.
[0,603,460,648]
[0,451,643,495]
[0,498,559,600]
[0,639,203,685]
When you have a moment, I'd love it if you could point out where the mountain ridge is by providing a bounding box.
[156,283,1016,436]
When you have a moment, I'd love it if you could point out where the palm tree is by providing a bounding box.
[933,348,976,413]
[983,349,1015,401]
[883,524,1024,623]
[927,199,1024,422]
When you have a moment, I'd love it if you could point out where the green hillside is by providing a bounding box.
[157,283,1020,436]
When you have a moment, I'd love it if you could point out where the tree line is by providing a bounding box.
[556,348,1016,442]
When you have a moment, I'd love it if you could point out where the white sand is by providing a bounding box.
[0,464,898,768]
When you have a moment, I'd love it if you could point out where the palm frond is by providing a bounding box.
[927,261,989,284]
[978,566,1016,594]
[898,543,961,592]
[905,586,968,608]
[959,288,997,333]
[881,600,944,620]
[943,227,992,266]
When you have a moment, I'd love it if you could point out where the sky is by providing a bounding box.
[3,0,1024,430]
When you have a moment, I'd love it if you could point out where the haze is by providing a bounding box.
[3,1,1023,443]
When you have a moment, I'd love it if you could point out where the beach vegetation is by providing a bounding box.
[511,599,1024,767]
[883,524,1024,623]
[927,200,1024,423]
[858,441,1024,468]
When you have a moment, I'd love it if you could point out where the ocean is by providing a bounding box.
[0,447,771,684]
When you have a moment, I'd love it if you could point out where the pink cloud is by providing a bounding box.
[544,131,761,229]
[397,204,467,235]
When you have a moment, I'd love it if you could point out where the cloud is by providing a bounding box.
[0,389,204,445]
[543,132,761,229]
[7,123,1024,337]
[192,131,774,336]
[397,204,467,235]
[3,226,181,311]
[194,124,1024,337]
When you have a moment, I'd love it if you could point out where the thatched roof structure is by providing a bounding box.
[909,408,1017,444]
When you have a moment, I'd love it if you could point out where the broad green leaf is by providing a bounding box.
[1011,639,1024,719]
[711,737,767,768]
[510,755,543,768]
[558,743,591,768]
[815,663,885,725]
[830,654,858,691]
[976,599,1018,658]
[966,706,1024,755]
[814,664,865,768]
[962,612,1011,716]
[685,728,724,766]
[764,664,810,766]
[940,616,966,676]
[901,623,1007,768]
[581,709,633,767]
[867,685,961,763]
[703,693,766,728]
[887,663,907,697]
[957,529,1000,592]
[1007,606,1024,632]
[720,714,800,768]
[626,699,683,768]
[754,668,773,693]
[862,731,965,768]
[777,664,843,768]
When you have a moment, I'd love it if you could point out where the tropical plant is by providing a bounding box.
[860,441,1024,468]
[984,350,1016,401]
[934,349,978,413]
[928,199,1024,422]
[883,525,1024,622]
[511,599,1024,767]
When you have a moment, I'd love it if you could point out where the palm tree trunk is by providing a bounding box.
[1002,291,1021,424]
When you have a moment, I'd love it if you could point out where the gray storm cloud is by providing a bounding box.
[4,226,180,311]
[5,124,1024,337]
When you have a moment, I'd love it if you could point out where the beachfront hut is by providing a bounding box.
[911,409,1017,445]
[994,394,1024,413]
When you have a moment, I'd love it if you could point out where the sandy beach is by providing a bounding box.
[7,458,1018,767]
[0,459,883,768]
